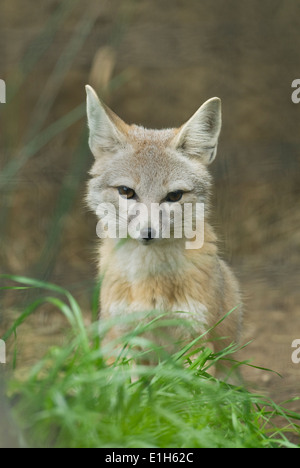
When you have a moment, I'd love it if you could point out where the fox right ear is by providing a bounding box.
[85,85,129,157]
[171,97,222,165]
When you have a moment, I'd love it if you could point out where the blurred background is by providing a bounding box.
[0,0,300,413]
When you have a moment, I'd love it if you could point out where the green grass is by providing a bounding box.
[1,276,300,448]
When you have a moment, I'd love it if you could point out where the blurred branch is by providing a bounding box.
[88,46,116,96]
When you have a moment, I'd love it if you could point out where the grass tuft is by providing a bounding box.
[1,276,300,448]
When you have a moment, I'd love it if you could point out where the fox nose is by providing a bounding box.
[140,227,156,241]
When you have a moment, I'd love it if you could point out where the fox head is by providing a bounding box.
[85,85,221,248]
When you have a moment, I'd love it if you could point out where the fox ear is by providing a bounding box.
[171,97,222,165]
[85,85,129,157]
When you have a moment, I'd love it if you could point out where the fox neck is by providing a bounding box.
[99,223,217,282]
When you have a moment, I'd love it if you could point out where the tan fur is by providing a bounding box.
[85,85,242,367]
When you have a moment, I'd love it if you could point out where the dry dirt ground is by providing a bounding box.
[0,0,300,429]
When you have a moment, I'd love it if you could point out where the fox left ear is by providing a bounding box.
[171,97,222,165]
[85,85,129,158]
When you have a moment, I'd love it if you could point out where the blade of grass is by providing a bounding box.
[0,103,85,189]
[0,275,88,349]
[0,103,86,240]
[7,0,80,101]
[25,12,98,140]
[31,130,90,281]
[173,305,241,362]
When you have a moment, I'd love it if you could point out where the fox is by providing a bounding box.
[85,84,242,369]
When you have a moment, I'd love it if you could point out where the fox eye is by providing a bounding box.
[166,190,184,202]
[117,186,136,199]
